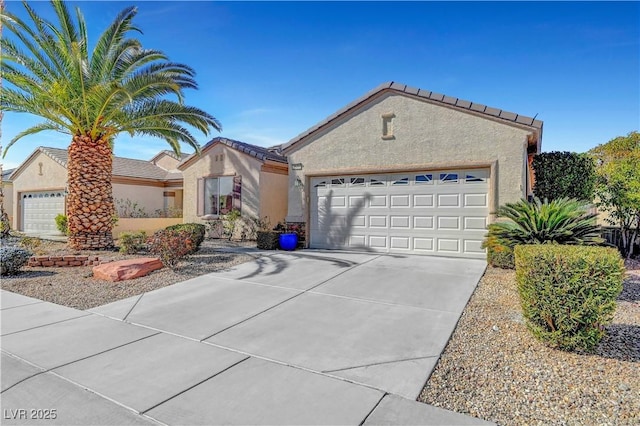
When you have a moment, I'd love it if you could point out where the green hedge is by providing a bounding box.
[483,234,515,269]
[165,223,206,253]
[514,244,625,351]
[532,151,596,202]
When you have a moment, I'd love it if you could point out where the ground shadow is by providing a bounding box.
[590,323,640,363]
[2,270,57,279]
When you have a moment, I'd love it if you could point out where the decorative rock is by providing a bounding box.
[92,258,163,282]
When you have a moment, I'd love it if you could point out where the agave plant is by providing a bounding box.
[1,1,221,249]
[487,197,603,249]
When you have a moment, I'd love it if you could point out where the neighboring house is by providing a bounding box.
[9,147,184,234]
[281,82,543,259]
[1,168,15,226]
[178,137,288,228]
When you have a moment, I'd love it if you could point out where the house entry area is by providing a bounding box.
[309,169,490,258]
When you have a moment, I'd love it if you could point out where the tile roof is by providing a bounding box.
[179,137,287,170]
[150,150,191,162]
[2,168,15,182]
[25,147,181,181]
[282,81,543,152]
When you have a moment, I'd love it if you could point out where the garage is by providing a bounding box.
[309,169,489,258]
[21,191,65,234]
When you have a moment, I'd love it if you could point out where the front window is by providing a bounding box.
[205,176,236,215]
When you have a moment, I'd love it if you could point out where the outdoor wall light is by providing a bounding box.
[294,177,304,189]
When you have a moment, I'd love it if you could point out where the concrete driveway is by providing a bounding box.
[1,250,492,425]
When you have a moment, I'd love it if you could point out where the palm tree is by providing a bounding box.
[1,0,221,249]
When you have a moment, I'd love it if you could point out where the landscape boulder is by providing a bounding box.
[93,257,163,282]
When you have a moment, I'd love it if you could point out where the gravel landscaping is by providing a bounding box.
[420,261,640,425]
[1,237,260,310]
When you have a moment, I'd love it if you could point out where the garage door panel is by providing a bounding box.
[414,194,434,207]
[464,193,488,207]
[390,216,410,229]
[437,216,460,230]
[414,237,435,251]
[464,217,487,230]
[368,235,388,249]
[369,195,387,208]
[437,193,460,207]
[464,240,485,254]
[369,216,387,228]
[437,239,460,253]
[390,195,410,207]
[22,192,65,234]
[413,216,435,229]
[390,236,410,250]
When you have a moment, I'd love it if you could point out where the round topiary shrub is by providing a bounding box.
[515,244,625,351]
[0,247,32,276]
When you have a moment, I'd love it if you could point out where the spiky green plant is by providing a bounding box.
[1,1,221,249]
[487,197,603,250]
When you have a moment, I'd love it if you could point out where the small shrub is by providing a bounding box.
[118,231,147,254]
[55,214,68,235]
[165,223,206,253]
[1,247,32,276]
[482,234,515,269]
[222,210,242,241]
[256,230,281,250]
[515,244,625,351]
[19,236,42,251]
[147,229,192,269]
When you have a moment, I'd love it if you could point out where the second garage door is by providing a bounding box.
[309,169,489,258]
[22,191,66,234]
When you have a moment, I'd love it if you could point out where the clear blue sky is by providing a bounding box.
[2,1,639,170]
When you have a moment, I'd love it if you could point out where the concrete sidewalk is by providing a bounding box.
[1,250,493,425]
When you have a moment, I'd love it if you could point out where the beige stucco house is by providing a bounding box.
[178,137,288,228]
[8,147,185,234]
[281,82,543,259]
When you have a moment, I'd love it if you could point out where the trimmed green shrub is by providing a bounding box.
[1,247,32,276]
[532,151,596,202]
[55,214,68,235]
[118,231,147,254]
[256,230,281,250]
[515,244,625,351]
[165,223,205,253]
[148,229,192,269]
[482,234,515,269]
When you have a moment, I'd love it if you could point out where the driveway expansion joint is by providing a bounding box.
[322,355,440,373]
[139,356,251,415]
[122,293,145,321]
[0,300,45,311]
[359,392,388,426]
[0,312,92,337]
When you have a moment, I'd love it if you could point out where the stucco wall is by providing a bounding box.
[10,152,68,230]
[2,182,14,227]
[113,183,166,217]
[181,144,262,224]
[258,169,289,226]
[285,92,533,222]
[113,217,183,235]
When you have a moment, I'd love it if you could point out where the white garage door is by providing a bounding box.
[310,170,489,258]
[22,191,66,234]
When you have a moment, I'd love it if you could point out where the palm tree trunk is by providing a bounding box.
[67,133,115,250]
